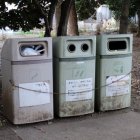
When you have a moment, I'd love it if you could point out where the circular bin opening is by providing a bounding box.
[67,44,76,53]
[81,44,89,52]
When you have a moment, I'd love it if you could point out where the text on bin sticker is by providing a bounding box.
[66,78,93,101]
[106,75,130,97]
[19,82,50,107]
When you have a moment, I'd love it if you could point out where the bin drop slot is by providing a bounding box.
[67,44,76,53]
[108,40,127,51]
[20,44,45,56]
[81,44,89,52]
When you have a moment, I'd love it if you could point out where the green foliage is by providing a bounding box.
[105,0,124,19]
[105,0,140,19]
[0,0,51,32]
[76,0,98,20]
[0,1,8,29]
[7,6,43,31]
[130,0,140,16]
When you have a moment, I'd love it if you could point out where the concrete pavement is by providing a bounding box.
[0,110,140,140]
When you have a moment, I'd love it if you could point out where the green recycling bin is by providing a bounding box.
[96,34,133,111]
[53,36,96,117]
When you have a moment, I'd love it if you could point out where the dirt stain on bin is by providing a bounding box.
[101,95,130,111]
[60,100,94,116]
[17,110,53,124]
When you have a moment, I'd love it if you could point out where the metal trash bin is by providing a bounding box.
[53,36,96,117]
[96,34,133,111]
[1,38,53,124]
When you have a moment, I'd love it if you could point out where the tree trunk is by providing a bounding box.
[119,0,130,34]
[44,18,51,37]
[55,4,61,32]
[67,1,79,36]
[48,0,57,31]
[137,10,140,37]
[57,0,73,36]
[34,0,53,37]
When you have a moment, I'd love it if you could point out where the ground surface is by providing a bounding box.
[0,34,140,140]
[131,35,140,111]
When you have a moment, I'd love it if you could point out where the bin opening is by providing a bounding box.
[81,44,89,52]
[20,44,45,56]
[67,44,76,53]
[108,40,127,51]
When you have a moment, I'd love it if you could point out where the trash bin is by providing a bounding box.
[96,34,133,111]
[1,38,53,124]
[53,36,96,117]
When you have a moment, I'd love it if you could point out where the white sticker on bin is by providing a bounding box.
[106,75,130,97]
[19,82,50,107]
[66,78,93,101]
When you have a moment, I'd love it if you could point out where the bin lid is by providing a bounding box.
[96,34,133,55]
[1,37,52,61]
[53,36,96,58]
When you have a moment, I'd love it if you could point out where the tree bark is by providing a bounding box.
[55,4,61,32]
[44,18,51,37]
[67,1,79,36]
[119,0,130,34]
[57,0,73,36]
[48,0,57,31]
[34,0,52,37]
[137,9,140,37]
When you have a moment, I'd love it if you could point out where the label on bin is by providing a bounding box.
[106,75,130,97]
[19,82,50,107]
[66,78,93,101]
